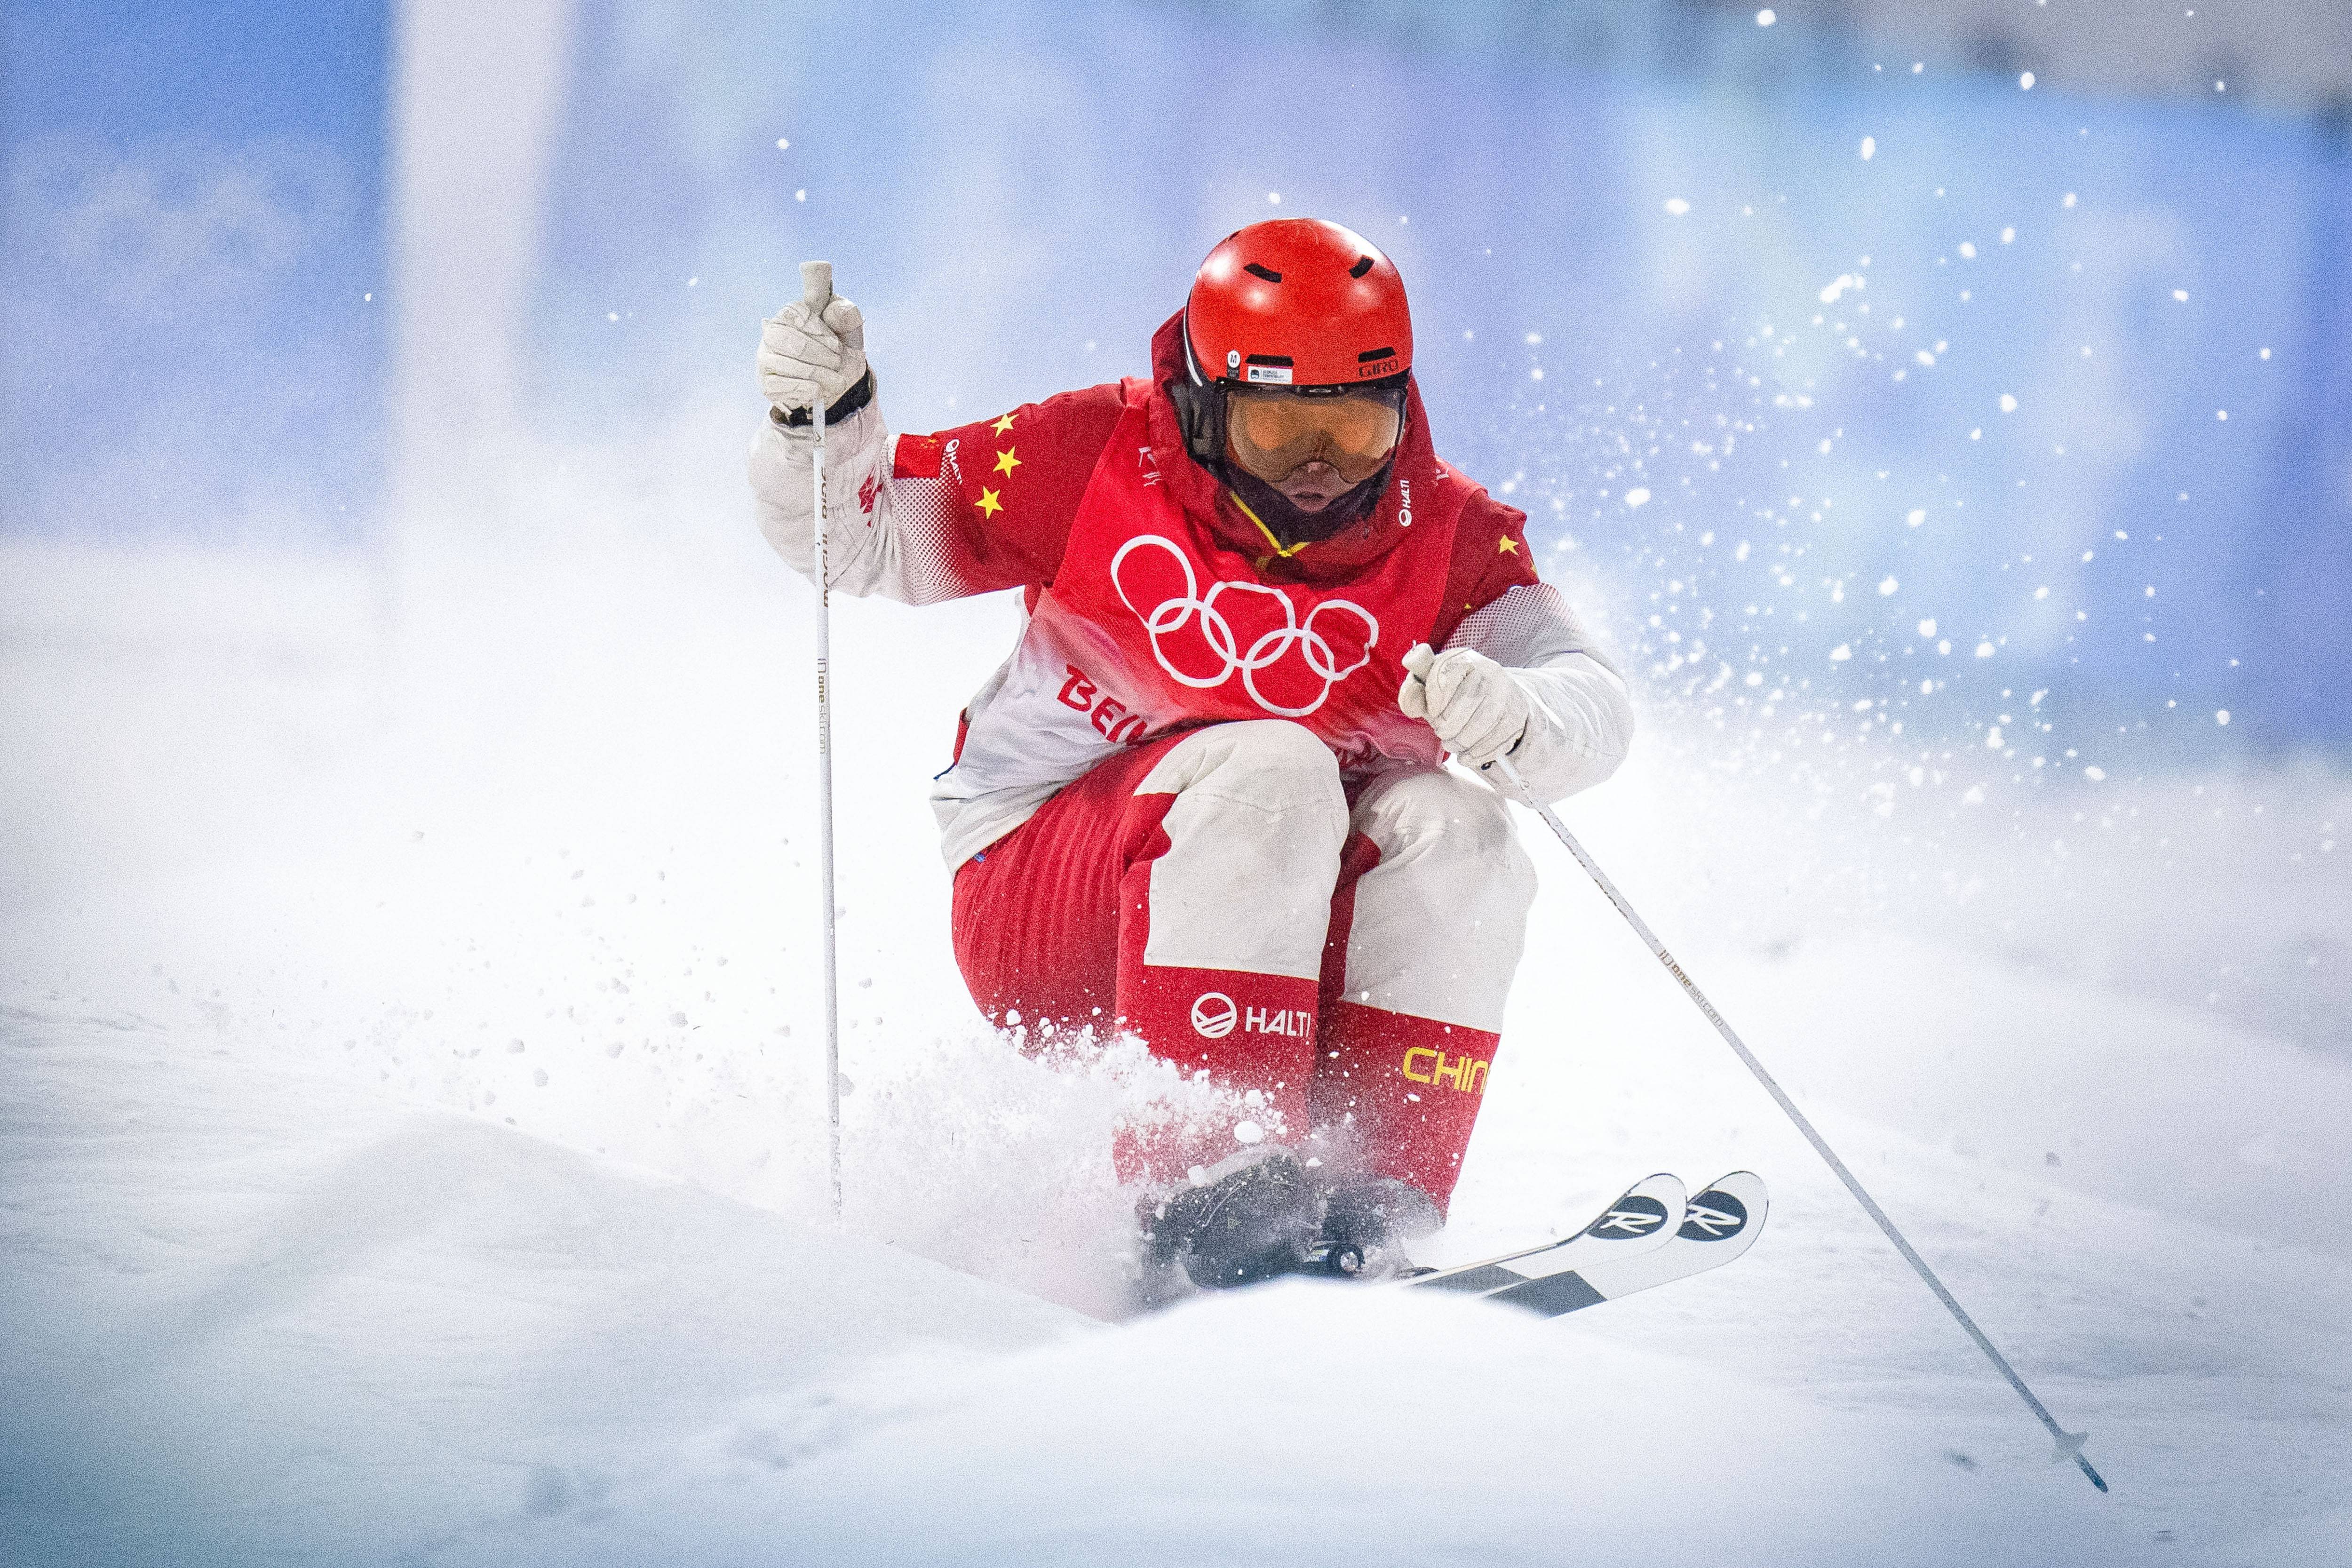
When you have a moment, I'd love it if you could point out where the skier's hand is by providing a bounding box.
[1399,643,1533,769]
[758,291,867,417]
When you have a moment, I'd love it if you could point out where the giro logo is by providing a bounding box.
[1191,992,1238,1039]
[1583,1195,1671,1240]
[1110,535,1378,718]
[1678,1192,1749,1242]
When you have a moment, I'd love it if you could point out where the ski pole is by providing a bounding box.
[1487,752,2106,1494]
[802,258,844,1225]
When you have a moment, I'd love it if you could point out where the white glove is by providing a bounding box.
[1399,643,1533,769]
[757,293,866,417]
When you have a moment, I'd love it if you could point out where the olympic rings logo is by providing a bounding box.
[1109,535,1379,718]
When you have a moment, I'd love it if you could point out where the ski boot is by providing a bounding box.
[1138,1145,1322,1291]
[1297,1175,1441,1281]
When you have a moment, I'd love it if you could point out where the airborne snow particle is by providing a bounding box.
[2216,709,2232,725]
[775,138,789,150]
[2085,765,2106,780]
[1232,1120,1266,1145]
[1975,641,1997,658]
[2217,409,2229,421]
[1756,8,1775,24]
[2173,289,2189,302]
[1878,576,1899,595]
[1917,618,1938,637]
[1959,242,1977,259]
[1830,645,1852,661]
[2019,72,2035,89]
[1267,191,1281,205]
[1915,350,1935,366]
[1859,137,1876,160]
[1664,198,1691,215]
[2000,394,2018,413]
[1624,487,1652,509]
[794,189,806,202]
[1907,509,1926,527]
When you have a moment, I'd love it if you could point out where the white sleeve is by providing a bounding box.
[749,401,975,605]
[1444,582,1635,803]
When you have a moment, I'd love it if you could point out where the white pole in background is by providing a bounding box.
[801,258,843,1224]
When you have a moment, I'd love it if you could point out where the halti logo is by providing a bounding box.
[1191,992,1238,1039]
[1110,534,1378,718]
[1584,1195,1671,1239]
[1678,1192,1749,1241]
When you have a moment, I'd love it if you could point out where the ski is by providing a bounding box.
[1403,1171,1686,1300]
[1525,1170,1768,1317]
[1407,1172,1768,1318]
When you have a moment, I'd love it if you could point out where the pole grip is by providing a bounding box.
[800,259,834,314]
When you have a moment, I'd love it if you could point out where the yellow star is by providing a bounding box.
[993,447,1021,476]
[1497,536,1520,554]
[977,487,1003,517]
[990,413,1016,437]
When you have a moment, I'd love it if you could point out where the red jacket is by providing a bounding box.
[751,311,1631,865]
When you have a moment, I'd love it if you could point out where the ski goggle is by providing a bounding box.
[1224,384,1406,487]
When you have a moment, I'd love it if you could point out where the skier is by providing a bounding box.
[751,219,1633,1289]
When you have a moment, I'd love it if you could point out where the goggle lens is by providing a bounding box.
[1226,388,1404,486]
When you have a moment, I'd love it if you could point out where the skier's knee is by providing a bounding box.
[1141,719,1346,824]
[1364,769,1536,915]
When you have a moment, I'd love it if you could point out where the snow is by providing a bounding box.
[4,498,2349,1562]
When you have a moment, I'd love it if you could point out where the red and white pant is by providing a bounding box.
[952,719,1536,1210]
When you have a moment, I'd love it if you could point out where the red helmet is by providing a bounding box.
[1184,219,1413,388]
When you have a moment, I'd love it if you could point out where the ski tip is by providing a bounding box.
[1682,1171,1768,1243]
[1576,1173,1686,1245]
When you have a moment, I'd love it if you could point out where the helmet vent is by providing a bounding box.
[1357,346,1398,363]
[1350,256,1375,279]
[1243,262,1284,283]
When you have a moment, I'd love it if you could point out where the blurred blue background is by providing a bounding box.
[4,0,2348,754]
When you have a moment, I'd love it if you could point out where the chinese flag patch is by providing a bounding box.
[894,434,945,479]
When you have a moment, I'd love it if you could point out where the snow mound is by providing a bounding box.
[0,1006,1082,1565]
[446,1282,2134,1568]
